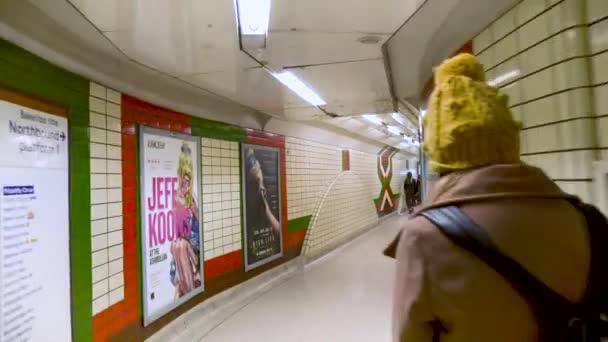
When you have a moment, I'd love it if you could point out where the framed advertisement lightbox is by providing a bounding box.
[139,126,204,326]
[241,144,283,271]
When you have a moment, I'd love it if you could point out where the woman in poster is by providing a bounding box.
[170,142,202,298]
[246,148,280,235]
[245,147,281,262]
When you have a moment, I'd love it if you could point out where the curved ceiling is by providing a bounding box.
[384,0,519,106]
[2,0,494,152]
[66,0,423,120]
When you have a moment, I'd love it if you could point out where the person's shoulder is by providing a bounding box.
[398,216,440,250]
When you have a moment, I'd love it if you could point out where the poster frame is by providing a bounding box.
[241,143,283,272]
[0,95,72,341]
[139,125,204,326]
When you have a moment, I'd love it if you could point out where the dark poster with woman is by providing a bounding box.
[241,144,283,271]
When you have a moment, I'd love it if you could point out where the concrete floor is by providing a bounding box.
[198,215,405,342]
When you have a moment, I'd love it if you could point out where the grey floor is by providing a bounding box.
[199,215,405,342]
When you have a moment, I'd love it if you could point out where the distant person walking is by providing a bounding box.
[403,172,416,214]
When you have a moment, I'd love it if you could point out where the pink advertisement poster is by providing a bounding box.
[140,126,203,325]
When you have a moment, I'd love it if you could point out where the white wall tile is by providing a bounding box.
[92,249,108,267]
[92,264,109,283]
[109,287,124,306]
[92,294,109,315]
[90,83,106,99]
[108,245,123,261]
[108,258,123,276]
[107,103,121,118]
[588,0,608,24]
[91,219,108,236]
[91,234,108,252]
[108,272,124,290]
[106,89,121,104]
[89,96,106,113]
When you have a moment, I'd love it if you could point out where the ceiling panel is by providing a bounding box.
[270,0,419,33]
[62,0,427,149]
[255,32,386,68]
[290,60,392,116]
[180,68,311,117]
[267,106,326,121]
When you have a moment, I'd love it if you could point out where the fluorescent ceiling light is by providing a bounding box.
[391,112,405,125]
[273,71,326,106]
[362,114,384,126]
[488,70,521,87]
[237,0,271,35]
[387,125,402,136]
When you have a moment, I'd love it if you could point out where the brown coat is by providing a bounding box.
[393,164,591,342]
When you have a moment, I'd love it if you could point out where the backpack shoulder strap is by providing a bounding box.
[570,201,608,309]
[419,206,572,316]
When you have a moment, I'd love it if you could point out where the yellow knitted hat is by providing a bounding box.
[423,53,522,174]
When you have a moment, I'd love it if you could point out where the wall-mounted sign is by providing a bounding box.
[140,126,203,326]
[241,144,283,271]
[0,99,71,341]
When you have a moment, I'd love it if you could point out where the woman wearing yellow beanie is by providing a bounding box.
[392,54,592,341]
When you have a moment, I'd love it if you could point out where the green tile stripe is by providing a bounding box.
[191,116,246,142]
[0,39,92,341]
[288,215,312,233]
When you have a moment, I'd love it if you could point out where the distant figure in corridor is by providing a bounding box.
[403,172,416,214]
[392,53,602,341]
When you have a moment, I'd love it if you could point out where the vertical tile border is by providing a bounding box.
[89,83,125,316]
[342,149,350,171]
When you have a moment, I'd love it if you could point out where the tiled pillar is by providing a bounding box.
[200,138,242,261]
[588,0,608,161]
[88,82,125,315]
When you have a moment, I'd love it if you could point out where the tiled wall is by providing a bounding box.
[302,172,379,258]
[350,150,381,199]
[473,0,608,203]
[285,137,342,221]
[88,82,125,315]
[200,138,243,261]
[589,0,608,162]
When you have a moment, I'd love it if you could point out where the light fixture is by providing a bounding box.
[387,125,402,136]
[419,109,427,117]
[362,114,383,126]
[273,71,326,106]
[391,112,405,125]
[236,0,271,35]
[488,70,521,87]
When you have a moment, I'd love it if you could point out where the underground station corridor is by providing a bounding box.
[0,0,608,341]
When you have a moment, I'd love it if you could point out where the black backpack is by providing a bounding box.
[420,202,608,342]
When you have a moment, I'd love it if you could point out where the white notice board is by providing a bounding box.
[0,99,72,341]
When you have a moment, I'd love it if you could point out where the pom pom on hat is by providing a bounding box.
[434,53,486,86]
